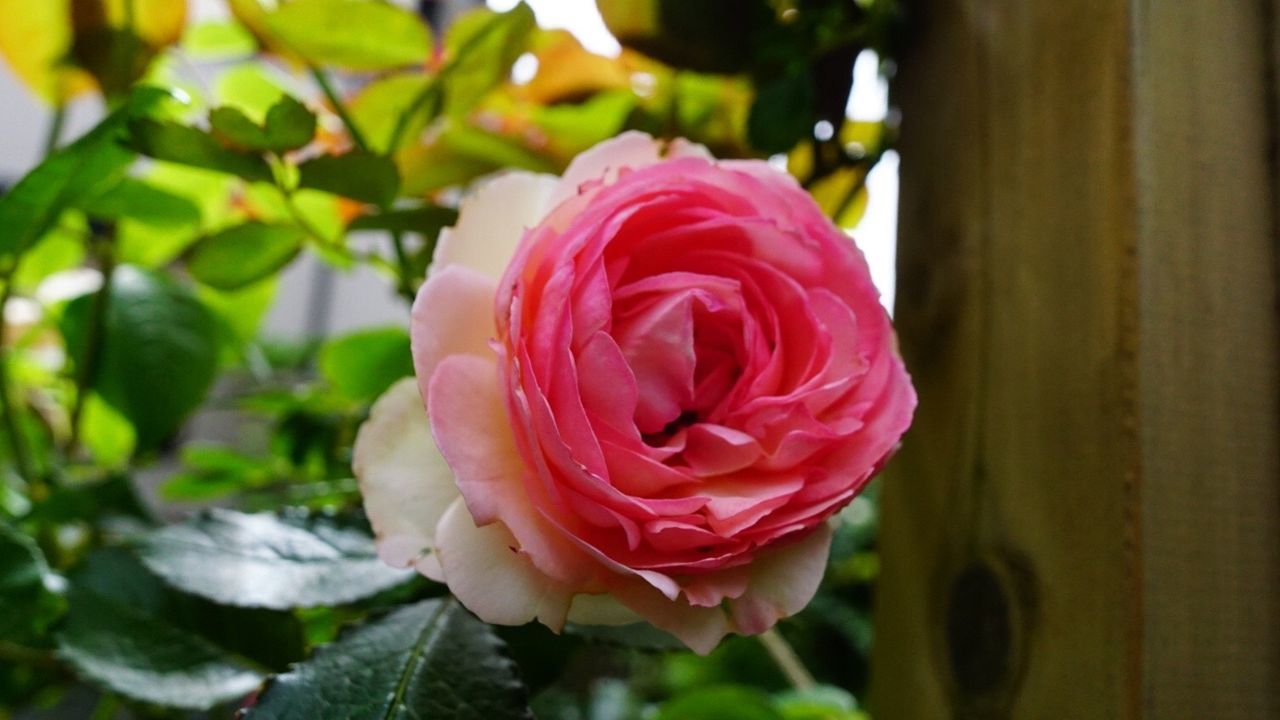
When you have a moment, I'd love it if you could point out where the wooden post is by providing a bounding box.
[870,0,1280,717]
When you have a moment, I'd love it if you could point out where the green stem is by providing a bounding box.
[66,233,116,454]
[310,65,370,152]
[42,104,66,158]
[759,628,817,691]
[0,274,37,488]
[309,65,419,304]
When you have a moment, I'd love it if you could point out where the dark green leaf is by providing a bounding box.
[0,522,61,640]
[747,71,816,154]
[318,327,413,401]
[129,119,274,182]
[188,222,305,291]
[564,622,683,651]
[138,509,412,610]
[348,204,457,236]
[243,599,533,720]
[656,686,783,720]
[56,586,265,710]
[263,95,318,152]
[81,177,202,228]
[264,0,433,70]
[297,150,399,206]
[62,266,221,450]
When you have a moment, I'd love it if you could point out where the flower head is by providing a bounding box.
[354,132,915,653]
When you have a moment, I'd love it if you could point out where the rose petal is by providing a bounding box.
[729,523,834,635]
[567,593,640,626]
[435,498,575,630]
[434,171,559,279]
[411,264,499,398]
[548,131,712,208]
[353,378,457,580]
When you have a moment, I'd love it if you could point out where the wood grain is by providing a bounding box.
[870,0,1279,716]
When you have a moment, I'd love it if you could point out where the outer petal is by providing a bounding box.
[548,131,712,208]
[353,378,457,581]
[411,264,499,395]
[433,171,559,279]
[435,498,575,630]
[607,576,733,655]
[567,594,640,626]
[729,523,834,635]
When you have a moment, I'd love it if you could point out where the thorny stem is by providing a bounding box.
[759,628,818,691]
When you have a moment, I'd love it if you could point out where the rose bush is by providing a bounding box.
[354,132,915,653]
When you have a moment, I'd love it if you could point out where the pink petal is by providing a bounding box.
[434,171,558,279]
[411,264,498,399]
[729,523,833,635]
[548,131,712,208]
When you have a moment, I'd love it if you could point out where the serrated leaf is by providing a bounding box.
[188,222,304,291]
[56,586,265,711]
[297,150,399,206]
[138,510,412,610]
[129,118,274,182]
[61,265,221,449]
[263,0,432,71]
[243,599,533,720]
[319,327,413,401]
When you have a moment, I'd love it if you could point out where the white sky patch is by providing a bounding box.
[487,0,622,56]
[852,150,899,313]
[847,49,889,121]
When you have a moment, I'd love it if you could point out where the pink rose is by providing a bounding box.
[354,132,915,653]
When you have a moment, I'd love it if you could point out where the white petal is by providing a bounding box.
[432,171,559,279]
[353,378,457,580]
[729,523,834,635]
[435,498,575,630]
[549,131,713,208]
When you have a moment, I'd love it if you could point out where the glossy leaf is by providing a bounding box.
[56,582,264,710]
[62,265,221,449]
[263,0,432,71]
[297,150,399,206]
[187,222,305,291]
[138,509,412,610]
[242,599,534,720]
[319,327,414,402]
[128,119,274,182]
[0,522,61,640]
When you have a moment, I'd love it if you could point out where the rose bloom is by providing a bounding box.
[354,132,915,653]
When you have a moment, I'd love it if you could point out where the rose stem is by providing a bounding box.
[759,627,818,691]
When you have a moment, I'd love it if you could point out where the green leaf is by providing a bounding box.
[348,204,457,236]
[129,119,274,182]
[349,73,434,153]
[138,509,412,610]
[656,686,784,720]
[81,177,201,228]
[0,111,131,262]
[748,71,817,154]
[243,598,534,720]
[264,0,433,70]
[443,4,536,116]
[56,586,264,711]
[61,266,221,450]
[297,150,399,206]
[0,521,61,641]
[210,96,316,153]
[187,222,304,291]
[263,95,318,152]
[182,20,258,59]
[564,622,683,651]
[774,685,866,720]
[318,327,414,402]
